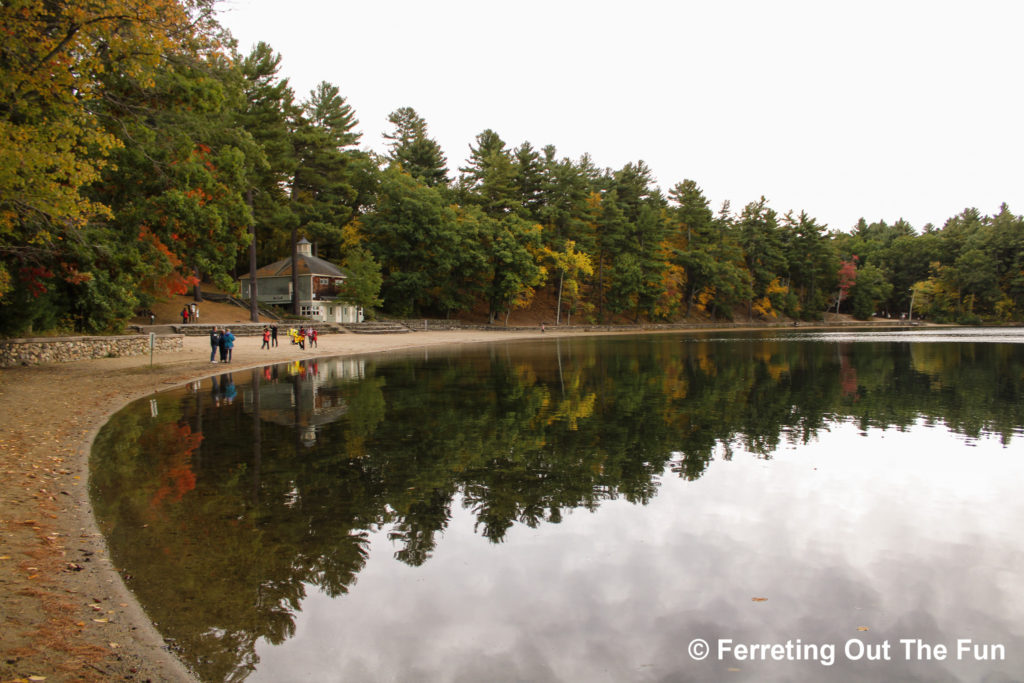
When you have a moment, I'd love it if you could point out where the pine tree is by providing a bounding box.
[289,81,363,312]
[383,106,448,186]
[238,41,297,320]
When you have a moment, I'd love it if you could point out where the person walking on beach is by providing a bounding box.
[310,328,318,348]
[223,328,235,363]
[270,323,278,347]
[209,327,220,363]
[261,327,271,349]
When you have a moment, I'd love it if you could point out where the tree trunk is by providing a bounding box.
[193,266,203,302]
[247,189,259,322]
[555,269,564,325]
[251,368,262,504]
[290,226,299,315]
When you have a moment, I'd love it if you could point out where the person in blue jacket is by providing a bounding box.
[222,327,235,363]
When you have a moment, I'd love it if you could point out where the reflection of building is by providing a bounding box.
[238,238,363,323]
[243,358,365,446]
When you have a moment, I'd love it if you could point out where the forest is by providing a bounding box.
[3,0,1024,336]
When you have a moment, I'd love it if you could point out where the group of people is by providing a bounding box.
[287,326,318,350]
[209,327,235,363]
[180,302,199,324]
[260,324,279,349]
[207,323,321,361]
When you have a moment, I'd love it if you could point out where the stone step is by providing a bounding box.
[340,321,412,334]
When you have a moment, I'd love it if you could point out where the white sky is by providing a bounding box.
[216,0,1024,232]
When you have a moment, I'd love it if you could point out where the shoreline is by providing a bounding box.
[0,322,927,682]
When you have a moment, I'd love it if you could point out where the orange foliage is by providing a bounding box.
[137,225,199,296]
[150,423,202,510]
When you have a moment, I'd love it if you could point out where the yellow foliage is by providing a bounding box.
[695,287,715,314]
[765,277,789,297]
[754,345,789,380]
[752,278,788,319]
[341,219,366,250]
[1,0,213,235]
[994,297,1016,321]
[653,262,686,318]
[693,345,717,376]
[751,296,775,319]
[0,262,11,301]
[545,392,597,430]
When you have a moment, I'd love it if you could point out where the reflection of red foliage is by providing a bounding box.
[839,352,859,399]
[150,423,202,509]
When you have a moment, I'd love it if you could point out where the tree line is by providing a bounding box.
[3,0,1023,335]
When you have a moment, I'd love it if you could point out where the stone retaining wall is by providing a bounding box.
[0,334,183,368]
[398,318,918,333]
[142,322,336,337]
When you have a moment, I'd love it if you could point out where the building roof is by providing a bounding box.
[240,240,346,280]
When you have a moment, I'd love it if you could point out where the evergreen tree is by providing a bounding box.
[737,197,787,319]
[458,129,517,216]
[383,106,448,186]
[780,211,834,319]
[238,41,297,320]
[667,180,716,316]
[512,141,545,220]
[289,81,363,312]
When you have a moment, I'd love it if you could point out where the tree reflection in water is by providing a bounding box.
[90,333,1024,681]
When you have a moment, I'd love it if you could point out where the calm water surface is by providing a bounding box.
[90,329,1024,682]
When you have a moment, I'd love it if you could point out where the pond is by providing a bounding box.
[90,329,1024,682]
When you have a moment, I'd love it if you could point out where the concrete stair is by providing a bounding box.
[340,321,412,334]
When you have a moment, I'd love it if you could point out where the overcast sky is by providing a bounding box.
[216,0,1023,232]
